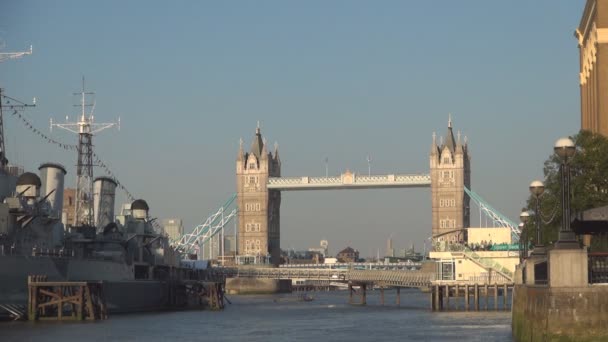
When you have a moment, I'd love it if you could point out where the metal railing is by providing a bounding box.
[589,253,608,284]
[462,247,514,281]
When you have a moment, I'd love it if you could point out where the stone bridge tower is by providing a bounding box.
[236,126,281,264]
[430,117,471,243]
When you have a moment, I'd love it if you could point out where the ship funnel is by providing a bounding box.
[131,199,149,220]
[38,163,67,218]
[93,177,117,229]
[16,172,42,199]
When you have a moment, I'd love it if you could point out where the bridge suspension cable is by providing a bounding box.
[464,187,520,240]
[174,194,238,256]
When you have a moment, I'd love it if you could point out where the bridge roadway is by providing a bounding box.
[211,267,435,288]
[267,173,431,191]
[278,262,422,270]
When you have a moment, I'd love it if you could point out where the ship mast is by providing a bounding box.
[0,45,34,171]
[51,78,119,227]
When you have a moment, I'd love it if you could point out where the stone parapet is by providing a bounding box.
[512,285,608,341]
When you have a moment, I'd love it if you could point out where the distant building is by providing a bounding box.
[162,218,184,242]
[336,247,359,263]
[224,235,237,255]
[576,0,608,136]
[386,237,395,258]
[62,188,76,227]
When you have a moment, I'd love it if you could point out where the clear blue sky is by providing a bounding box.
[0,0,583,257]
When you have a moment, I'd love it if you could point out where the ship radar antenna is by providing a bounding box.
[0,44,33,62]
[50,77,119,227]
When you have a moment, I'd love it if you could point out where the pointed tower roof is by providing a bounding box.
[444,114,456,153]
[237,138,244,161]
[249,123,264,159]
[430,132,438,155]
[273,141,280,161]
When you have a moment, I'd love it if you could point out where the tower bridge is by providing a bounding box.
[236,117,473,264]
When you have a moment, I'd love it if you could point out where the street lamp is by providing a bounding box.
[518,222,525,262]
[554,137,578,248]
[519,211,531,261]
[529,180,545,255]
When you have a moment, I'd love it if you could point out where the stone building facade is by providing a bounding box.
[577,0,608,136]
[429,118,470,243]
[236,126,281,264]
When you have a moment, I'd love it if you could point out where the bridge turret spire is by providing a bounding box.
[431,132,438,155]
[237,138,244,161]
[250,123,264,159]
[444,115,457,153]
[273,141,280,161]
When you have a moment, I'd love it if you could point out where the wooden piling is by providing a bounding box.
[444,284,449,311]
[349,284,353,304]
[465,284,469,311]
[503,284,508,311]
[454,285,459,311]
[484,284,489,310]
[494,284,498,311]
[396,287,400,306]
[380,286,385,306]
[361,284,367,305]
[434,285,440,311]
[474,283,479,311]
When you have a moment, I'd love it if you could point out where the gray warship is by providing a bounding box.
[0,166,198,318]
[0,86,204,319]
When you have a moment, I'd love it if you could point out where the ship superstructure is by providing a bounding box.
[0,79,204,319]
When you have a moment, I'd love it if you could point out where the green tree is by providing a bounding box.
[524,130,608,251]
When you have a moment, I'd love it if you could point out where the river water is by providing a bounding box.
[0,289,512,341]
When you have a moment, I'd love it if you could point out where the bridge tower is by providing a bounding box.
[236,125,281,264]
[430,117,471,243]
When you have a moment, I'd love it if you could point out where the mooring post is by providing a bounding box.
[380,286,385,306]
[396,287,401,306]
[484,284,489,310]
[464,284,469,311]
[474,283,479,311]
[494,284,498,311]
[349,284,353,304]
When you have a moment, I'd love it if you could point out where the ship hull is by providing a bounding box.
[0,255,173,316]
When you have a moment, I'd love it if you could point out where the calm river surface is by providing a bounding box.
[0,289,512,341]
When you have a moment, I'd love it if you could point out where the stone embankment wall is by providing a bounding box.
[512,285,608,341]
[225,278,291,295]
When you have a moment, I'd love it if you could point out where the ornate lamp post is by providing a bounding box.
[554,137,578,248]
[529,180,545,255]
[518,222,525,262]
[519,211,531,261]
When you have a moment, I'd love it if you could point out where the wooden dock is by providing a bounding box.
[27,275,107,321]
[430,283,514,311]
